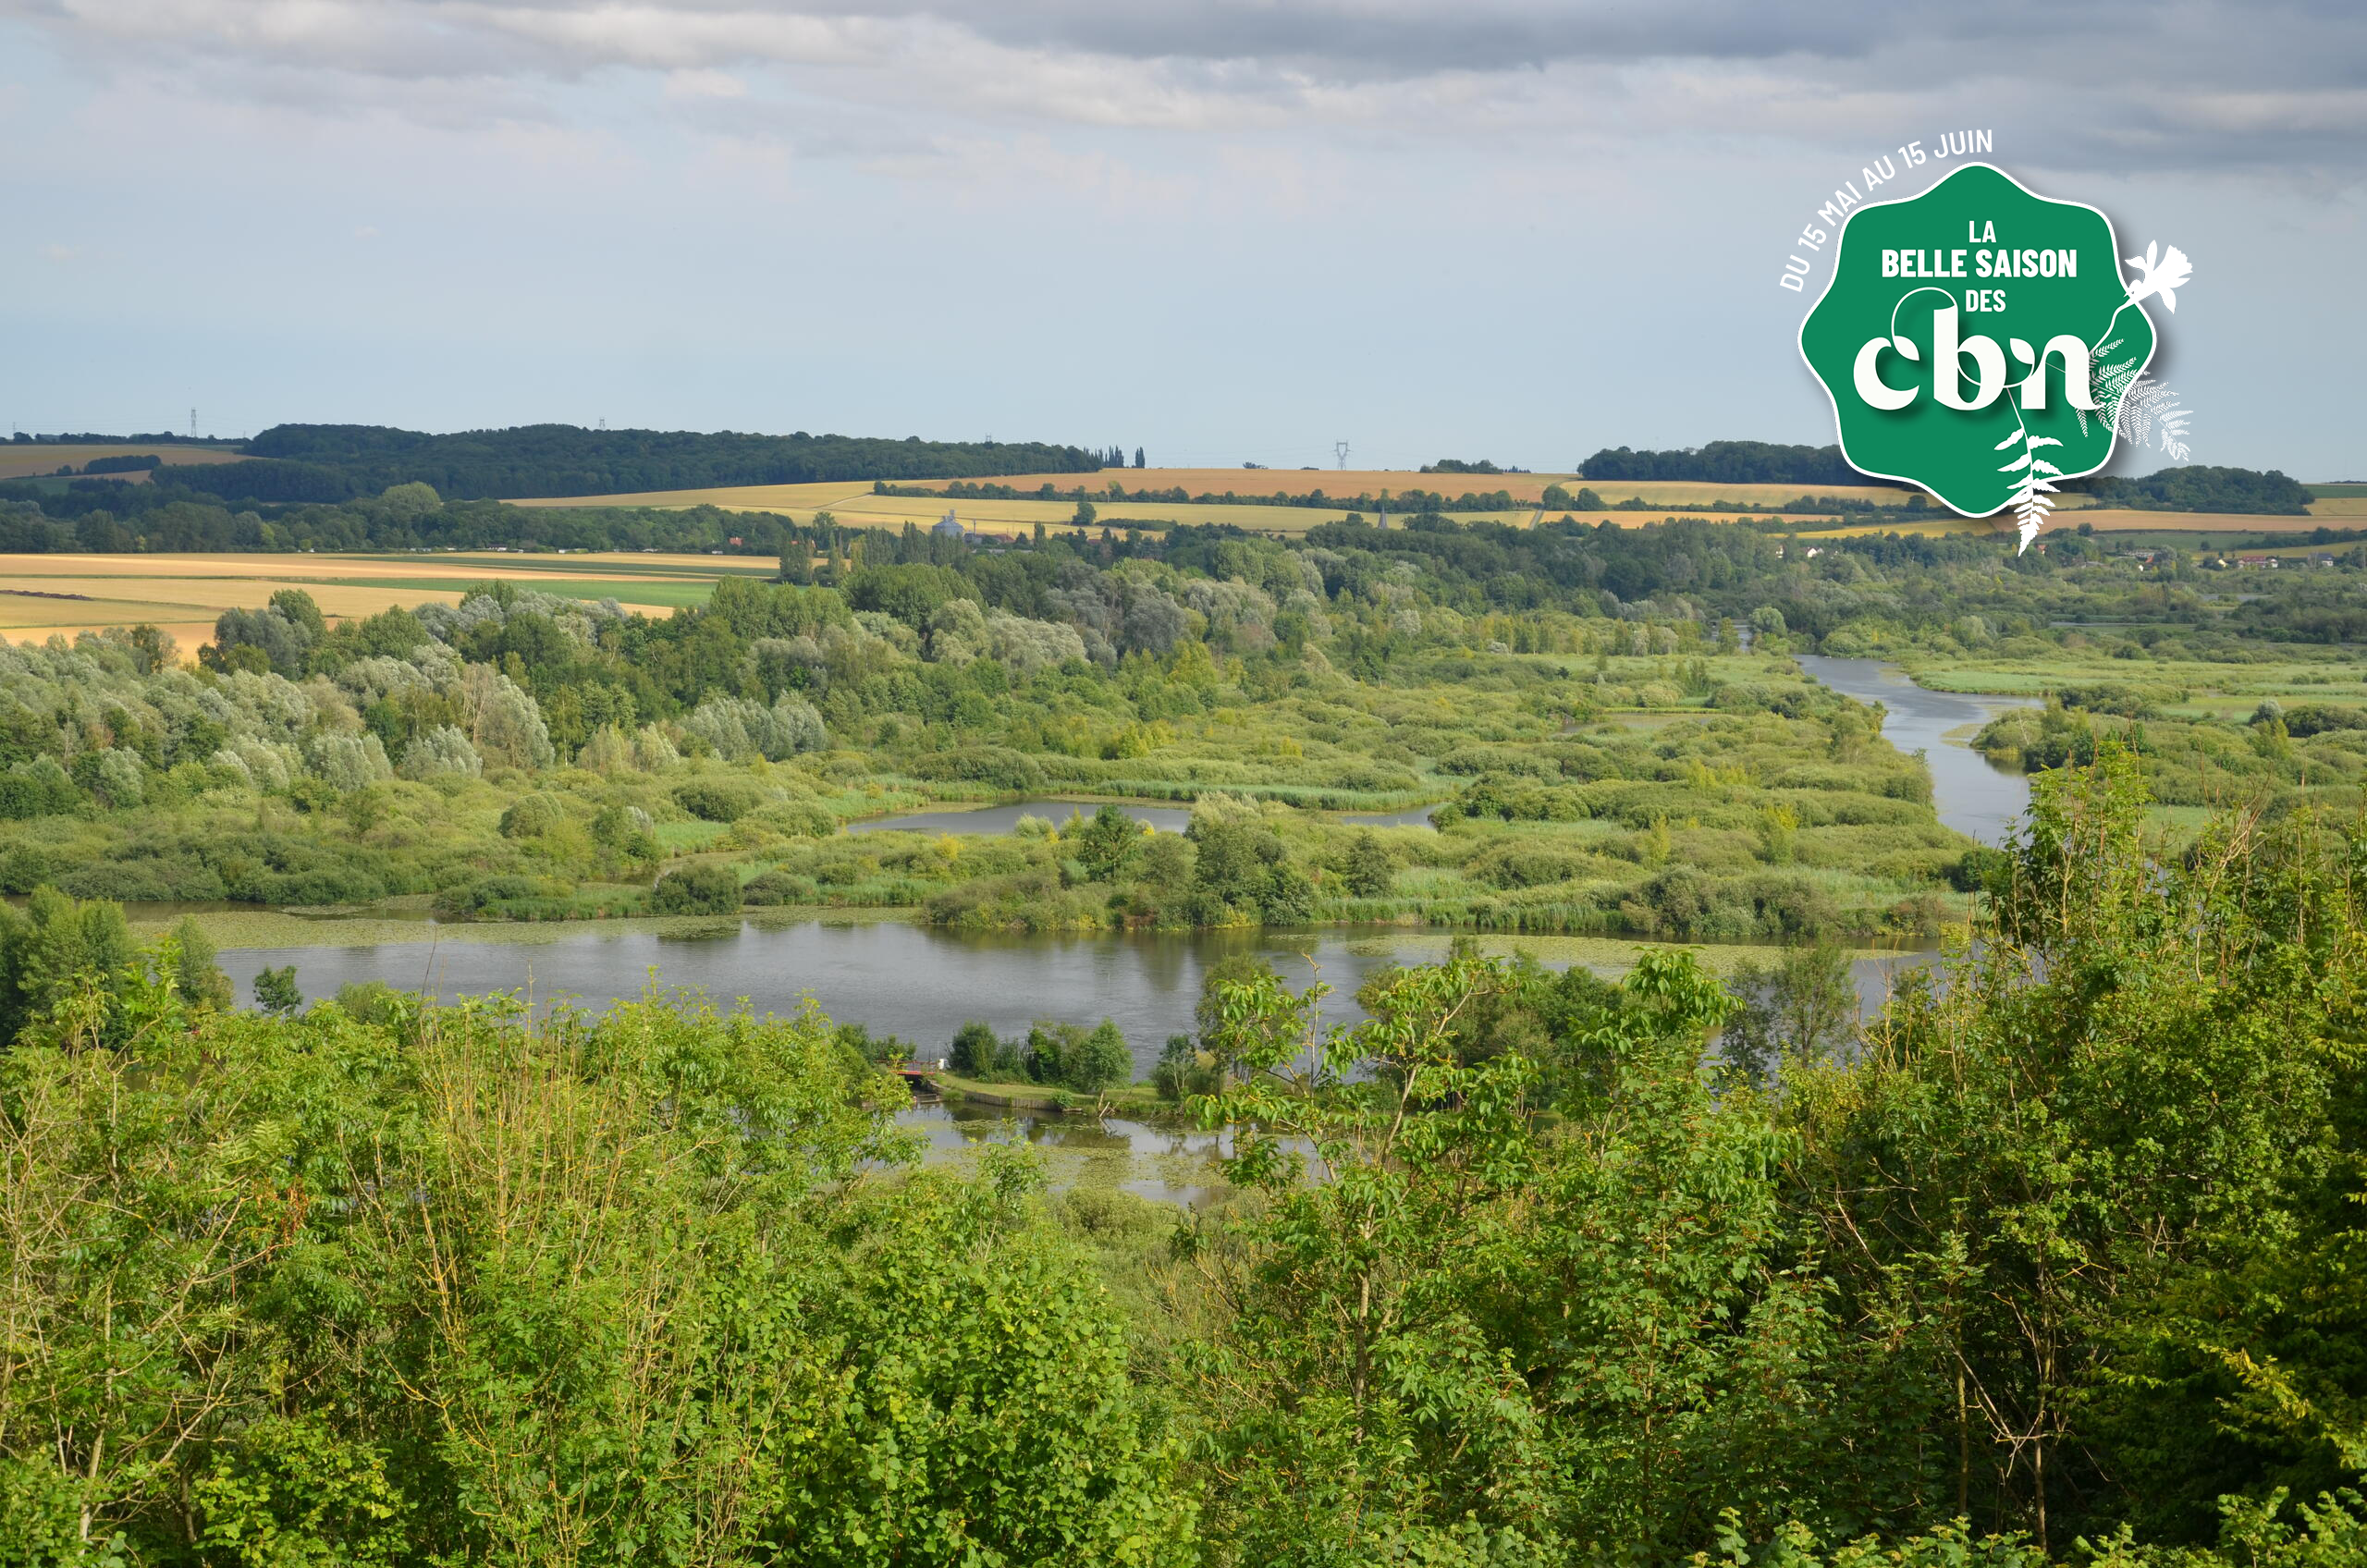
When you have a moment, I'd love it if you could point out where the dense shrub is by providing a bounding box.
[651,861,742,914]
[674,778,766,823]
[742,868,820,905]
[499,792,567,838]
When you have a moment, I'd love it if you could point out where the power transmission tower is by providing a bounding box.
[190,408,197,439]
[1334,440,1350,470]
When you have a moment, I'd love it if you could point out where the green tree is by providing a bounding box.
[0,980,1192,1565]
[652,862,742,914]
[1184,949,1890,1561]
[1068,1019,1132,1094]
[1073,803,1143,883]
[166,916,234,1012]
[251,963,301,1015]
[0,886,136,1043]
[1342,829,1395,898]
[1788,743,2367,1547]
[1719,941,1854,1088]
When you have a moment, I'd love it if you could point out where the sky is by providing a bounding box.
[4,1,2362,479]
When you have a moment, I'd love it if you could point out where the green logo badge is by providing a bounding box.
[1799,164,2176,549]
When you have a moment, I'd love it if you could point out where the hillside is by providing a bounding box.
[168,423,1107,503]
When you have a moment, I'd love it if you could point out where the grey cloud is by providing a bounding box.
[7,0,2361,178]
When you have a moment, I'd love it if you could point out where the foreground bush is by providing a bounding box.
[0,981,1193,1565]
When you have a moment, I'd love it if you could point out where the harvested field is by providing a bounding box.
[902,468,1584,504]
[505,481,880,512]
[508,470,1922,521]
[0,444,249,480]
[0,552,762,662]
[495,487,1862,537]
[2038,508,2358,533]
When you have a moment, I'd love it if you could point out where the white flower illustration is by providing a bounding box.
[2124,240,2192,313]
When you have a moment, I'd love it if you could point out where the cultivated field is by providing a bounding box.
[2037,508,2361,533]
[0,552,770,661]
[503,469,1923,535]
[0,444,249,481]
[891,469,1911,508]
[904,468,1590,503]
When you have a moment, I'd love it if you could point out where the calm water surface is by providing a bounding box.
[892,1102,1273,1208]
[217,924,1410,1078]
[848,799,1193,835]
[1793,655,2041,845]
[214,919,1933,1077]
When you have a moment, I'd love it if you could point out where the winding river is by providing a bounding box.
[202,660,2033,1072]
[1793,655,2040,845]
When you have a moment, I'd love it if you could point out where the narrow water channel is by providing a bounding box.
[1793,655,2041,845]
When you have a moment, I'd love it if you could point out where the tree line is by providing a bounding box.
[158,423,1110,503]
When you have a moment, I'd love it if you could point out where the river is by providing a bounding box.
[1792,655,2040,845]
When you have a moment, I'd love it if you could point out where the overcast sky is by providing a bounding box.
[4,1,2361,477]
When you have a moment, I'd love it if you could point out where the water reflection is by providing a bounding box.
[1335,805,1439,827]
[848,799,1193,835]
[894,1101,1260,1208]
[213,923,1398,1079]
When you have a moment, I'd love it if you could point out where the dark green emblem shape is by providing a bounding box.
[1799,164,2154,531]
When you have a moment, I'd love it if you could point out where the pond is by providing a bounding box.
[894,1101,1269,1209]
[1793,655,2040,845]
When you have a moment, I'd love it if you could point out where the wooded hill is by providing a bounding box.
[166,423,1107,504]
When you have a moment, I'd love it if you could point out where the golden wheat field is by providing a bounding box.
[504,480,881,514]
[2038,508,2357,533]
[0,445,251,481]
[0,553,760,662]
[500,468,1931,535]
[905,468,1588,504]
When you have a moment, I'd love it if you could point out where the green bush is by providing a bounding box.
[1465,838,1596,890]
[499,792,567,838]
[742,868,820,906]
[673,778,766,823]
[651,862,742,915]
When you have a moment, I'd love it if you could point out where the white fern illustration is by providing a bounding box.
[2113,371,2192,462]
[2000,427,2066,556]
[2080,334,2141,439]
